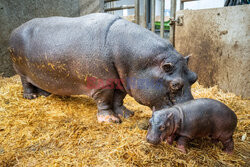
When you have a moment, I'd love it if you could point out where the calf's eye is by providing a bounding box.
[159,125,165,131]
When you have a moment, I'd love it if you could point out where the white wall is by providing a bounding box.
[109,0,225,17]
[181,0,224,10]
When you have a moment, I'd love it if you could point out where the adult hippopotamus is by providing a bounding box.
[9,13,197,123]
[146,98,237,154]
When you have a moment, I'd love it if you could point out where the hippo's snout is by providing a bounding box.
[170,78,184,92]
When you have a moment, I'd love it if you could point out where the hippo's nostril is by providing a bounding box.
[170,79,184,91]
[146,136,160,145]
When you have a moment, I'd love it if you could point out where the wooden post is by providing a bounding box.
[170,0,176,46]
[135,0,140,25]
[151,0,155,32]
[160,0,165,38]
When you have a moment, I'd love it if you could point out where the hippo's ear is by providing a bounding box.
[184,55,191,64]
[167,113,174,119]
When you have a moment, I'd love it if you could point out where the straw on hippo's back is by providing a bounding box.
[147,98,237,154]
[9,13,197,123]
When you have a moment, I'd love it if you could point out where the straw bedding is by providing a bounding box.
[0,75,249,166]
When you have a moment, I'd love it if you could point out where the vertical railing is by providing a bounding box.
[170,0,176,46]
[143,0,147,28]
[160,0,165,38]
[135,0,140,24]
[151,0,155,32]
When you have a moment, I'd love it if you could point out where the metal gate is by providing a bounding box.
[103,0,198,46]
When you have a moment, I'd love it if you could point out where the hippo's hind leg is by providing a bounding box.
[93,89,121,123]
[20,76,51,99]
[113,89,134,118]
[37,88,51,97]
[20,76,39,99]
[220,136,234,154]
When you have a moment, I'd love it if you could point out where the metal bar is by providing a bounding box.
[160,0,165,38]
[181,0,199,2]
[180,1,184,10]
[111,1,115,14]
[151,0,155,32]
[104,0,119,3]
[143,0,147,28]
[170,0,176,46]
[100,0,105,13]
[135,0,140,24]
[104,5,134,12]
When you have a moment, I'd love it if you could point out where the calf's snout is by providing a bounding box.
[146,133,161,145]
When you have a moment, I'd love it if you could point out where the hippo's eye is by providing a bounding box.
[162,63,173,73]
[159,125,165,131]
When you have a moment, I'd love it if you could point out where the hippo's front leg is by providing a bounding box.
[166,135,176,145]
[113,89,134,118]
[93,89,121,123]
[177,136,190,153]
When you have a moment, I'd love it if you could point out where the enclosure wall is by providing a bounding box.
[175,5,250,98]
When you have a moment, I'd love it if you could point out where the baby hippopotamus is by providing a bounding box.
[146,98,237,154]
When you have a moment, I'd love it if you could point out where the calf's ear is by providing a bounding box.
[167,113,174,119]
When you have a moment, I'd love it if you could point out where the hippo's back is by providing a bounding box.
[9,13,121,95]
[178,98,237,138]
[10,13,120,61]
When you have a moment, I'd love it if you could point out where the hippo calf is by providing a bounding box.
[146,98,237,154]
[9,13,197,123]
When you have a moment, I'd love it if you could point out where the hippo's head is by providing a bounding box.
[127,49,197,110]
[146,108,176,145]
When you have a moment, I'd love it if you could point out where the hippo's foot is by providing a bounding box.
[21,76,39,99]
[23,89,51,99]
[113,90,133,118]
[221,137,234,154]
[23,93,38,99]
[177,144,187,154]
[97,110,121,123]
[37,88,51,97]
[177,136,189,154]
[114,105,134,118]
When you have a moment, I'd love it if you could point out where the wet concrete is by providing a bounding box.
[175,5,250,98]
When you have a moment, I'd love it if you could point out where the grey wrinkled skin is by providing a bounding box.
[9,13,197,123]
[146,98,238,154]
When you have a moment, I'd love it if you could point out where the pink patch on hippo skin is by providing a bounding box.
[97,114,121,123]
[167,137,174,145]
[177,144,187,154]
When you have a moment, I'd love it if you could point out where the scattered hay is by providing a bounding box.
[0,75,249,166]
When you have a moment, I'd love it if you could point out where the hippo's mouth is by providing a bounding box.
[166,93,175,106]
[168,87,186,106]
[160,132,168,143]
